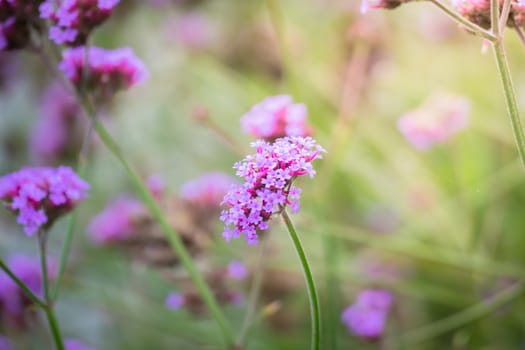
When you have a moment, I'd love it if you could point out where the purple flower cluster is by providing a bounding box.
[30,82,82,165]
[87,196,145,244]
[59,46,148,96]
[241,95,312,141]
[0,166,89,235]
[220,136,325,245]
[0,0,44,50]
[64,338,96,350]
[0,254,56,326]
[180,172,238,208]
[341,289,393,340]
[40,0,120,45]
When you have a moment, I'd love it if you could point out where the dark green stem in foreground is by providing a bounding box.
[76,95,235,346]
[281,209,321,350]
[0,259,46,308]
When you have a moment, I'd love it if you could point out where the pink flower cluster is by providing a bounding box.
[397,94,470,150]
[241,95,312,141]
[180,172,238,208]
[30,83,81,165]
[454,0,525,29]
[40,0,119,45]
[59,46,148,95]
[0,254,56,326]
[87,196,145,244]
[220,137,325,245]
[341,289,393,340]
[0,0,43,50]
[0,166,89,235]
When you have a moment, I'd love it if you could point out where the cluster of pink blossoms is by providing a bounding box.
[341,289,394,340]
[0,0,44,50]
[454,0,525,29]
[241,95,312,141]
[0,166,89,235]
[181,172,238,208]
[0,254,56,327]
[397,94,470,151]
[220,136,325,245]
[59,46,148,95]
[40,0,120,45]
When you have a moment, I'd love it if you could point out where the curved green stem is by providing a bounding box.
[429,0,497,42]
[43,305,66,350]
[0,259,46,309]
[387,280,525,347]
[281,209,321,350]
[77,96,235,346]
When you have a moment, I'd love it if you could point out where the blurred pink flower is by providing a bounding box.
[180,172,237,208]
[165,13,213,51]
[341,289,393,340]
[397,94,470,150]
[227,261,247,280]
[241,95,312,141]
[165,292,185,310]
[146,174,165,198]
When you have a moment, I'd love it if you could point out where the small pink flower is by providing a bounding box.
[227,261,248,280]
[341,289,393,340]
[165,292,185,310]
[181,173,238,208]
[146,174,165,198]
[241,95,312,141]
[397,94,470,150]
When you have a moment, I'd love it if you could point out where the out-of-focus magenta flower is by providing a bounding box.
[165,13,213,51]
[165,292,185,310]
[341,289,393,340]
[0,254,56,326]
[180,172,238,208]
[0,166,89,235]
[40,0,120,46]
[397,94,470,151]
[0,335,12,350]
[241,95,312,141]
[360,0,405,13]
[64,338,96,350]
[30,82,82,165]
[513,0,525,27]
[227,260,247,280]
[0,0,43,51]
[220,137,325,245]
[87,196,145,244]
[455,0,491,29]
[146,174,165,199]
[59,46,148,99]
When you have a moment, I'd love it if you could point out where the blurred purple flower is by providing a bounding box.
[397,94,470,151]
[181,172,238,208]
[64,338,96,350]
[165,292,185,310]
[0,166,89,235]
[0,254,56,326]
[0,0,42,51]
[30,82,81,165]
[165,13,213,51]
[40,0,120,46]
[87,196,145,244]
[0,335,12,350]
[227,260,247,280]
[220,136,325,245]
[241,95,312,141]
[341,289,393,340]
[146,174,165,199]
[59,46,148,97]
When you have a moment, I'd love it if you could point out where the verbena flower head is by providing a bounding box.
[341,289,393,340]
[0,335,12,350]
[0,166,89,235]
[241,95,312,141]
[40,0,120,46]
[0,254,56,326]
[59,46,148,99]
[165,292,185,310]
[181,172,238,208]
[227,260,247,280]
[87,196,145,244]
[455,0,491,29]
[64,338,96,350]
[30,82,82,165]
[220,136,325,245]
[397,94,470,150]
[0,0,44,50]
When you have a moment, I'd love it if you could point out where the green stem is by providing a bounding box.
[77,95,235,346]
[429,0,497,42]
[491,41,525,169]
[38,230,65,350]
[281,209,321,350]
[387,280,525,347]
[0,259,46,309]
